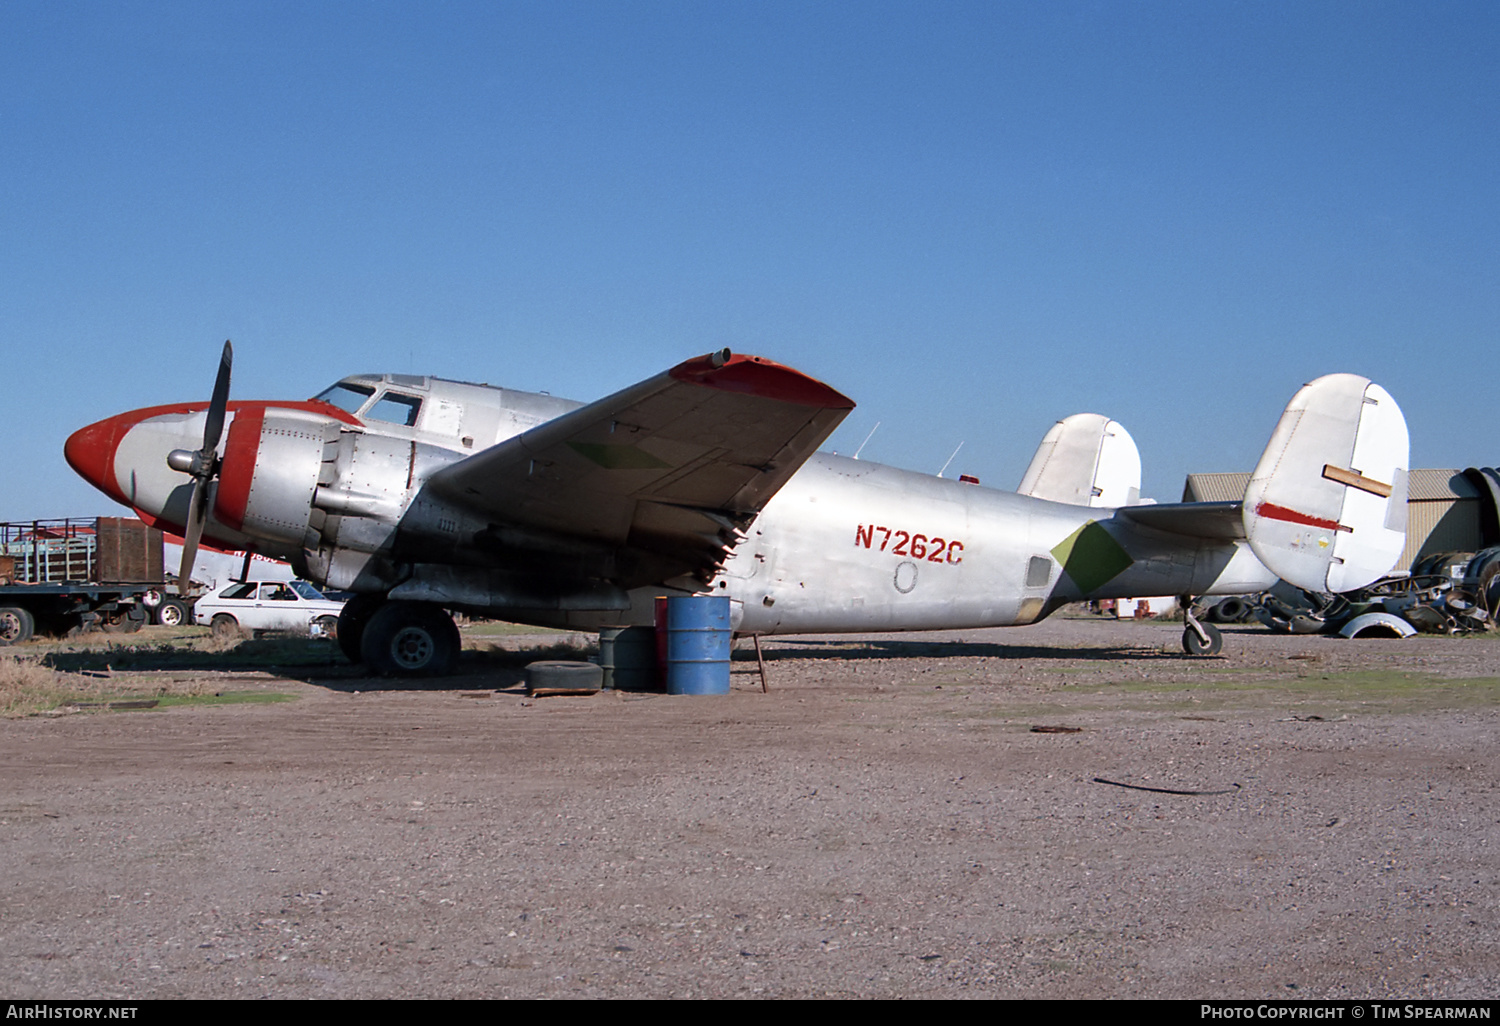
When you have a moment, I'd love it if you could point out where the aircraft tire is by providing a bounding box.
[1182,621,1223,657]
[360,602,460,677]
[336,594,386,663]
[0,606,35,646]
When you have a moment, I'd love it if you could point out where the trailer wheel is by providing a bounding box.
[101,608,146,634]
[0,606,34,646]
[155,599,190,627]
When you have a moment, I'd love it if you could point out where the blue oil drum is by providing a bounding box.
[599,625,659,691]
[666,596,732,695]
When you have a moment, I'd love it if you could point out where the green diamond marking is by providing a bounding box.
[567,441,672,469]
[1051,520,1134,595]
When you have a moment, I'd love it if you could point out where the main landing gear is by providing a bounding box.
[337,596,460,677]
[1181,595,1223,657]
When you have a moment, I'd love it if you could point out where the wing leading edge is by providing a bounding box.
[424,350,854,586]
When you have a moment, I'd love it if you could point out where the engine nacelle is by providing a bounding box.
[214,408,340,552]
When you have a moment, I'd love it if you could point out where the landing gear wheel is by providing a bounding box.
[156,598,190,627]
[359,602,460,677]
[0,606,35,646]
[336,594,386,664]
[1183,621,1223,656]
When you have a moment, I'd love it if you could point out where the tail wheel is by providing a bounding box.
[0,606,35,646]
[359,602,460,677]
[1183,621,1223,656]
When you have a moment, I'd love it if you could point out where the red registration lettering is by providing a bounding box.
[855,523,964,564]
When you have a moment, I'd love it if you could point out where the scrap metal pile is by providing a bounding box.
[1207,546,1500,639]
[1205,465,1500,639]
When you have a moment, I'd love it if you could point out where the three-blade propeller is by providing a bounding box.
[165,340,233,589]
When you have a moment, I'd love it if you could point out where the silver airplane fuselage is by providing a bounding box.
[66,370,1275,638]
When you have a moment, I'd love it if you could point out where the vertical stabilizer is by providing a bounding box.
[1242,374,1408,593]
[1018,413,1141,508]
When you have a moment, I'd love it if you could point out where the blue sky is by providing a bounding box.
[3,0,1495,522]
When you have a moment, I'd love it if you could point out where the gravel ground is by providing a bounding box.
[1,615,1496,999]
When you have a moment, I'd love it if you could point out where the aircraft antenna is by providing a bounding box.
[853,422,880,461]
[937,442,964,478]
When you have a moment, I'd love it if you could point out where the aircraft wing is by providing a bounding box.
[1116,501,1247,540]
[424,350,854,584]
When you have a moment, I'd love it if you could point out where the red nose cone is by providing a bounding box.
[64,414,135,506]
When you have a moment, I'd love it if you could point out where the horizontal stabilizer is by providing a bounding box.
[1243,374,1408,593]
[1018,413,1141,508]
[1117,501,1245,540]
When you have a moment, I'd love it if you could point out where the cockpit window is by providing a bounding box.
[314,383,375,414]
[366,391,423,427]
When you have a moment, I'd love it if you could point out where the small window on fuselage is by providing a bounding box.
[314,383,375,414]
[365,391,422,427]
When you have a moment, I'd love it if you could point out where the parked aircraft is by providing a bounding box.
[64,343,1409,675]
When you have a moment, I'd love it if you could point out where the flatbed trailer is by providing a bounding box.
[0,518,166,645]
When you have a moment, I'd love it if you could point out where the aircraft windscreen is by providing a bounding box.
[314,383,375,414]
[366,392,422,427]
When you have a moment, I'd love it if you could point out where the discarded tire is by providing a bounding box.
[525,661,603,693]
[1213,597,1249,623]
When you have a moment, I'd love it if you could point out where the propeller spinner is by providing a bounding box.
[165,340,233,588]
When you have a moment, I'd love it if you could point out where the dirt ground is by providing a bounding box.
[1,615,1497,999]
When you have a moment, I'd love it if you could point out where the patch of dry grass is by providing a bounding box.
[2,650,229,717]
[0,652,64,717]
